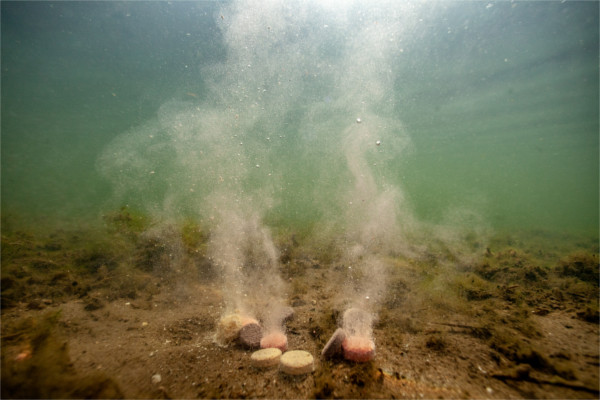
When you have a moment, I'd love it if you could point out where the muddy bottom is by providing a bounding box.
[1,224,598,399]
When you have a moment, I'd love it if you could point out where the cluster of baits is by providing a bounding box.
[215,306,376,367]
[215,308,315,375]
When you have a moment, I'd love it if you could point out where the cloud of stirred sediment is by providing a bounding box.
[97,0,489,330]
[205,192,285,321]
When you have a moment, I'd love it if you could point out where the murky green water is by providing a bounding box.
[2,1,598,239]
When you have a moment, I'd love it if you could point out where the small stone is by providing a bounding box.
[83,297,103,311]
[291,298,306,307]
[281,306,294,323]
[515,364,532,379]
[356,118,362,124]
[15,351,32,362]
[27,300,44,310]
[142,322,149,327]
[152,374,162,384]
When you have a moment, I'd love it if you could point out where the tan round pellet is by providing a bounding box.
[280,350,314,375]
[215,314,243,345]
[250,348,282,368]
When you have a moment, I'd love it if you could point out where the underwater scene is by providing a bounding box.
[1,1,598,398]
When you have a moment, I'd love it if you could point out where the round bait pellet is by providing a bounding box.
[250,348,282,368]
[260,332,288,352]
[241,316,259,326]
[280,350,314,375]
[215,314,243,345]
[321,328,346,359]
[239,322,262,348]
[342,336,375,362]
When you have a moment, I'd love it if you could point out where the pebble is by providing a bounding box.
[280,350,314,375]
[14,351,31,362]
[281,306,294,323]
[151,374,162,384]
[250,348,282,368]
[321,328,346,359]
